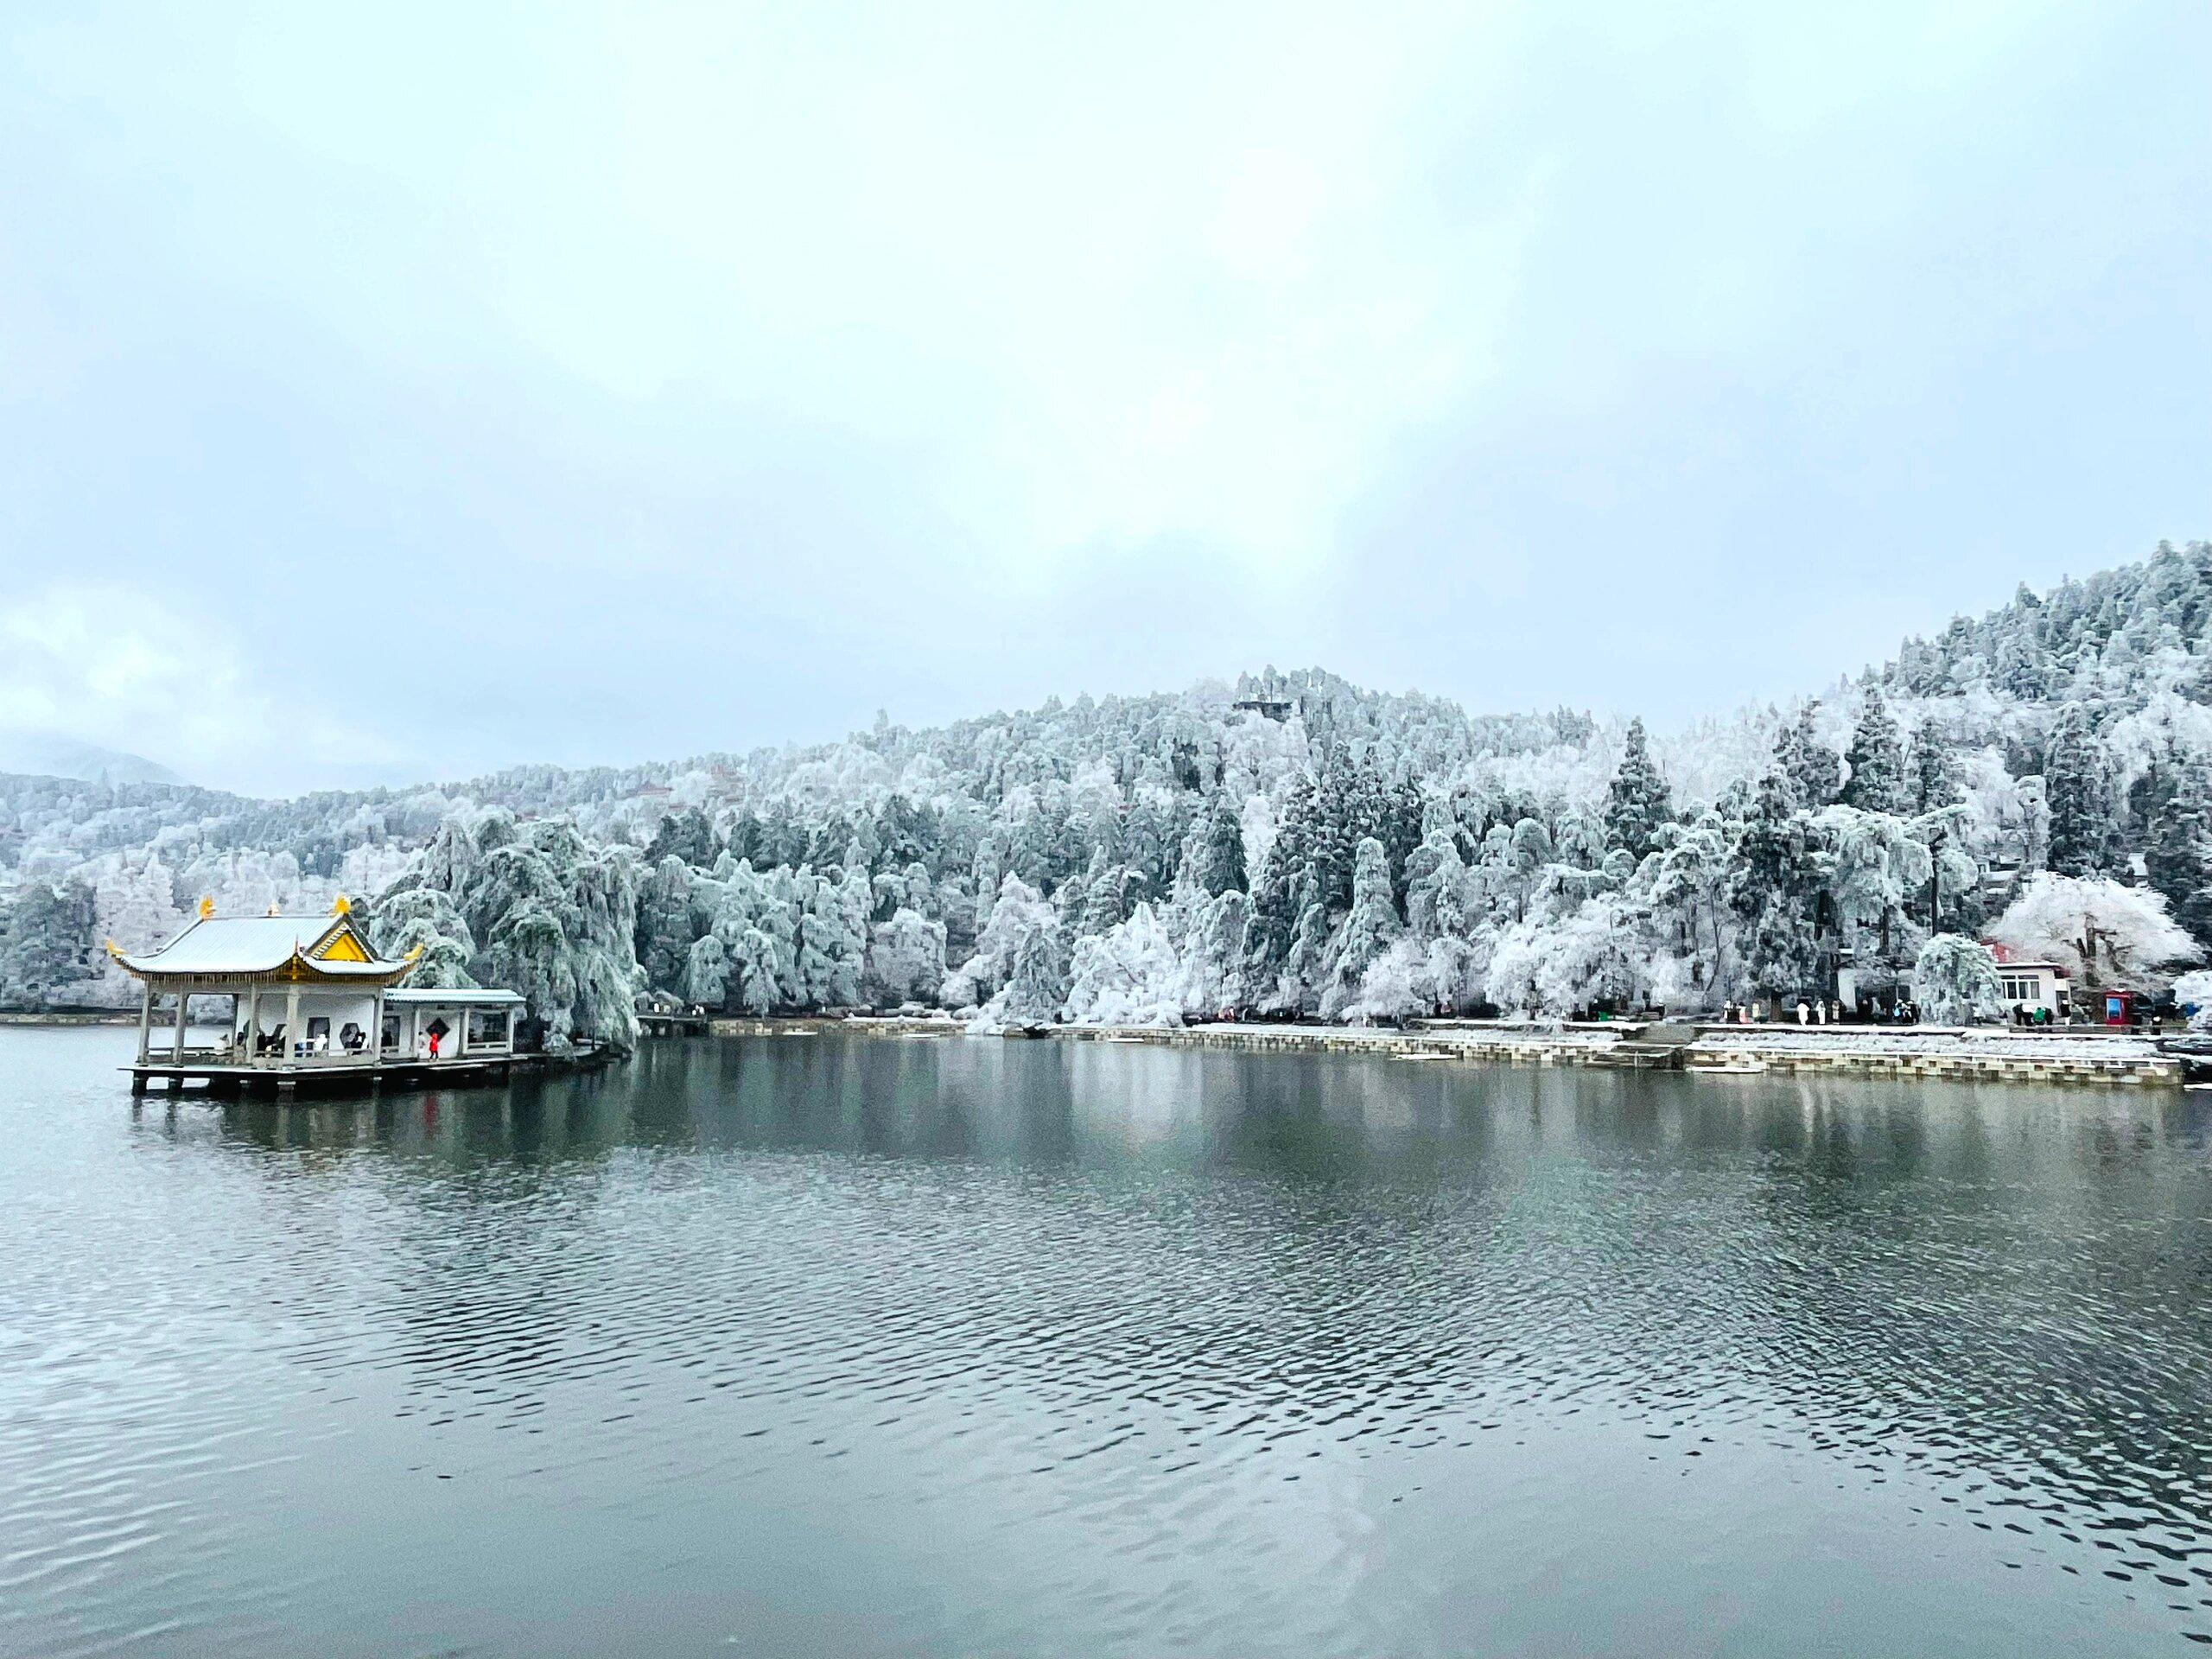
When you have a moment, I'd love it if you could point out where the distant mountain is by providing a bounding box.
[0,732,183,788]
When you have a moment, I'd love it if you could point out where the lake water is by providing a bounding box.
[6,1027,2212,1656]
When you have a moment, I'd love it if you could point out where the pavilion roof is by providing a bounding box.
[111,907,417,982]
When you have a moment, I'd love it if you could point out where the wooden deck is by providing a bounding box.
[126,1044,615,1096]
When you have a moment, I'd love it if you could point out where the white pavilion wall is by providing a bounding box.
[243,989,378,1046]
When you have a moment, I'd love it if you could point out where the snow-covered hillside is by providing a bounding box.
[3,543,2208,1039]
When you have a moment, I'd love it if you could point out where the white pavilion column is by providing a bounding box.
[283,983,302,1065]
[170,987,189,1062]
[245,981,261,1066]
[136,983,153,1065]
[372,986,387,1066]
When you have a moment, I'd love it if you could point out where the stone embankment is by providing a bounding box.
[1682,1026,2181,1087]
[703,1013,2186,1086]
[1062,1020,1637,1067]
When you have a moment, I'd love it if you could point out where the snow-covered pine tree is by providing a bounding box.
[1320,837,1402,1019]
[1911,935,2003,1025]
[865,907,947,1006]
[995,926,1069,1027]
[1603,717,1672,863]
[1646,810,1736,991]
[644,805,717,868]
[1060,903,1183,1026]
[1179,887,1251,1016]
[1078,849,1127,938]
[1774,702,1841,810]
[1840,687,1910,815]
[0,878,97,1007]
[1402,821,1469,941]
[1729,772,1821,1000]
[634,855,701,993]
[373,887,478,989]
[2043,704,2119,877]
[489,901,582,1046]
[1267,880,1334,1016]
[735,926,785,1014]
[970,838,1004,935]
[1245,773,1319,979]
[1906,725,1959,815]
[684,931,729,1008]
[2145,773,2212,947]
[1193,790,1248,896]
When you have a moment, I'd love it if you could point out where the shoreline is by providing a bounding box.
[707,1014,2190,1089]
[10,1009,2183,1088]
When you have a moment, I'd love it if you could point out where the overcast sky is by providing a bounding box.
[2,2,2207,798]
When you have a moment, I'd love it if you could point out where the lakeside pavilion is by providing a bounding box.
[111,898,524,1093]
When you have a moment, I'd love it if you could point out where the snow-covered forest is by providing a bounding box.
[3,542,2209,1037]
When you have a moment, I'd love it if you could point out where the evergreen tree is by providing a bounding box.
[1603,717,1672,862]
[684,930,729,1008]
[1729,772,1821,998]
[1246,773,1319,975]
[970,838,1004,932]
[1276,893,1334,1015]
[1377,774,1427,903]
[2146,772,2212,946]
[1079,855,1127,938]
[1794,707,1841,806]
[1321,837,1402,1018]
[633,855,700,993]
[1186,791,1248,897]
[1402,822,1469,941]
[1906,726,1958,815]
[373,888,478,990]
[644,805,718,868]
[2044,705,2118,876]
[1840,687,1910,814]
[0,878,96,1006]
[998,926,1069,1026]
[1913,934,2004,1024]
[1772,702,1840,810]
[1179,887,1252,1015]
[1306,760,1358,912]
[865,907,947,1005]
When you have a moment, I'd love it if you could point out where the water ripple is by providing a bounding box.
[4,1027,2212,1655]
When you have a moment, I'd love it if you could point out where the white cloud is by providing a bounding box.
[0,584,406,795]
[0,0,2203,792]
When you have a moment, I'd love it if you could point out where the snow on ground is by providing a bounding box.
[1694,1027,2165,1061]
[1115,1020,1628,1047]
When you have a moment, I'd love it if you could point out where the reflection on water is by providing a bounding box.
[6,1027,2212,1656]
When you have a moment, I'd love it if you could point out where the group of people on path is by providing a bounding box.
[1719,998,1916,1027]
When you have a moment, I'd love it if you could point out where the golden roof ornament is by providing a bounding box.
[198,895,215,920]
[331,893,353,916]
